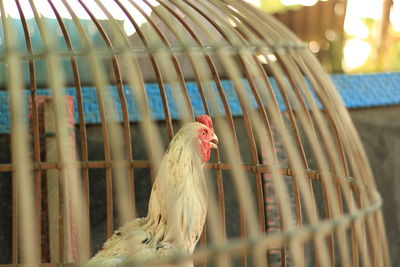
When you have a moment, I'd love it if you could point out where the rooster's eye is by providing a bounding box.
[202,131,206,136]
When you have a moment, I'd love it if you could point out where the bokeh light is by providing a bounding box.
[343,38,372,70]
[281,0,319,6]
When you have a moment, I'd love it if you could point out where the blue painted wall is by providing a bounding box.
[0,72,399,133]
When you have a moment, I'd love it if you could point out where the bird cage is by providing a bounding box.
[0,0,390,266]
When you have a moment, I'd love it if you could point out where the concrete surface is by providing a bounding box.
[349,105,400,266]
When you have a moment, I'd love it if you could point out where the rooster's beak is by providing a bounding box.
[210,133,219,149]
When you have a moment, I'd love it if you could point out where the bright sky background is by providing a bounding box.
[2,0,398,72]
[1,0,158,36]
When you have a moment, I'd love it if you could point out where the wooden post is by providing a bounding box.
[44,99,59,263]
[44,97,78,263]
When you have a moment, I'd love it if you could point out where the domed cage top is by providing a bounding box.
[0,0,390,266]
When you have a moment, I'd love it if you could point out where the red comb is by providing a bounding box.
[196,115,213,128]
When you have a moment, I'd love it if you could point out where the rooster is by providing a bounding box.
[87,115,218,266]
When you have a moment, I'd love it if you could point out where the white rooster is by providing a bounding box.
[87,115,218,266]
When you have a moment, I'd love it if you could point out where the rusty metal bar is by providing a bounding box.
[0,162,366,193]
[115,0,174,142]
[185,2,295,266]
[140,0,195,123]
[58,0,114,241]
[203,2,296,266]
[277,51,350,266]
[219,2,344,267]
[296,50,373,267]
[121,0,181,184]
[275,52,337,266]
[287,49,361,267]
[0,1,39,264]
[0,43,309,63]
[29,0,91,262]
[14,1,43,261]
[77,0,135,227]
[46,0,91,261]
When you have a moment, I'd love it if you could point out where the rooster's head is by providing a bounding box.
[196,115,218,162]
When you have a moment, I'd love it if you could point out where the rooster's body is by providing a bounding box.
[88,115,218,266]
